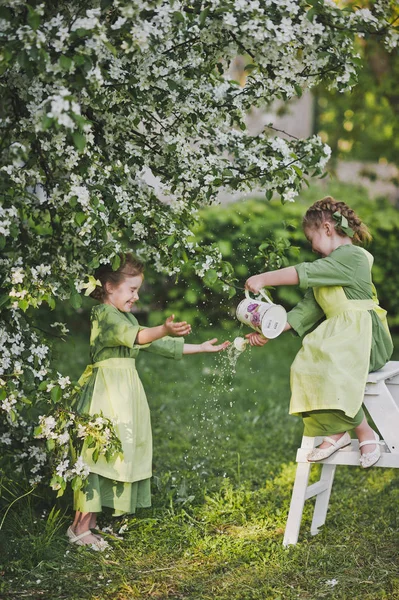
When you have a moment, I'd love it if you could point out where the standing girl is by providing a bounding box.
[245,197,393,467]
[67,254,229,549]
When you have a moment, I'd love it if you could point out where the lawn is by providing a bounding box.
[1,327,399,600]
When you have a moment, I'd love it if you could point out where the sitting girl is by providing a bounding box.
[245,197,393,468]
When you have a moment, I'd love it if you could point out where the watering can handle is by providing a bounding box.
[245,288,273,304]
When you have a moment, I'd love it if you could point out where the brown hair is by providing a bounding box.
[302,196,372,245]
[90,253,145,302]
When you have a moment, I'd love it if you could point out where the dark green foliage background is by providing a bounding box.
[314,37,399,165]
[143,182,399,330]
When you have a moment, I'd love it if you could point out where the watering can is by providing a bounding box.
[236,289,287,340]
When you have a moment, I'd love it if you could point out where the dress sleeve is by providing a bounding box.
[294,251,358,290]
[95,307,140,348]
[140,336,184,360]
[287,288,324,337]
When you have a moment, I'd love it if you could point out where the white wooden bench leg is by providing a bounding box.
[386,375,399,410]
[364,381,399,453]
[284,362,399,546]
[283,461,312,547]
[310,463,336,536]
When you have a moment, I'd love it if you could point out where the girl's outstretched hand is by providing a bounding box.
[245,274,267,294]
[245,332,269,347]
[164,315,192,337]
[200,338,230,352]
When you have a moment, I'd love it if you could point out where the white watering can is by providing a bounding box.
[236,289,287,341]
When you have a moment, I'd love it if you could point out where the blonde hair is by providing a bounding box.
[90,253,144,302]
[302,196,372,244]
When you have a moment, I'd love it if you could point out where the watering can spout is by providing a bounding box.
[233,336,249,352]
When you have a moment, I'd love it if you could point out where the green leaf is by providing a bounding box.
[307,7,316,22]
[74,54,86,66]
[203,269,218,286]
[92,448,100,463]
[17,51,29,69]
[70,292,82,309]
[18,299,29,312]
[59,55,72,70]
[173,11,185,23]
[166,235,175,247]
[0,294,9,308]
[46,438,56,451]
[89,257,100,269]
[72,132,86,151]
[27,6,40,30]
[41,115,53,131]
[292,165,303,177]
[104,41,117,56]
[167,79,179,91]
[50,385,62,403]
[199,7,210,28]
[244,63,257,72]
[47,296,56,310]
[71,476,83,491]
[112,255,121,271]
[75,212,87,226]
[294,84,303,98]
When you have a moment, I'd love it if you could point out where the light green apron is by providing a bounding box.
[79,357,152,483]
[290,285,378,419]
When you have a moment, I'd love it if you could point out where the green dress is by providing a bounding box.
[287,245,393,437]
[74,304,184,515]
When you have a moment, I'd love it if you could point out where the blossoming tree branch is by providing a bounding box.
[0,0,398,492]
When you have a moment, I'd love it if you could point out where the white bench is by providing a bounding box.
[283,361,399,547]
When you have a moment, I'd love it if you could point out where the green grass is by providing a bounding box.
[1,330,399,600]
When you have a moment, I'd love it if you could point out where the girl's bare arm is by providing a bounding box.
[246,267,299,294]
[136,315,191,345]
[183,338,230,354]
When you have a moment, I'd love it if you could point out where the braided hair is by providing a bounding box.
[90,253,145,302]
[302,196,372,245]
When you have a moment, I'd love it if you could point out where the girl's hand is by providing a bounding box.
[200,338,230,353]
[164,315,192,337]
[245,274,268,294]
[245,332,269,347]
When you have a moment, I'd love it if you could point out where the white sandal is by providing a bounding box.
[359,431,384,468]
[307,432,352,462]
[66,526,109,551]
